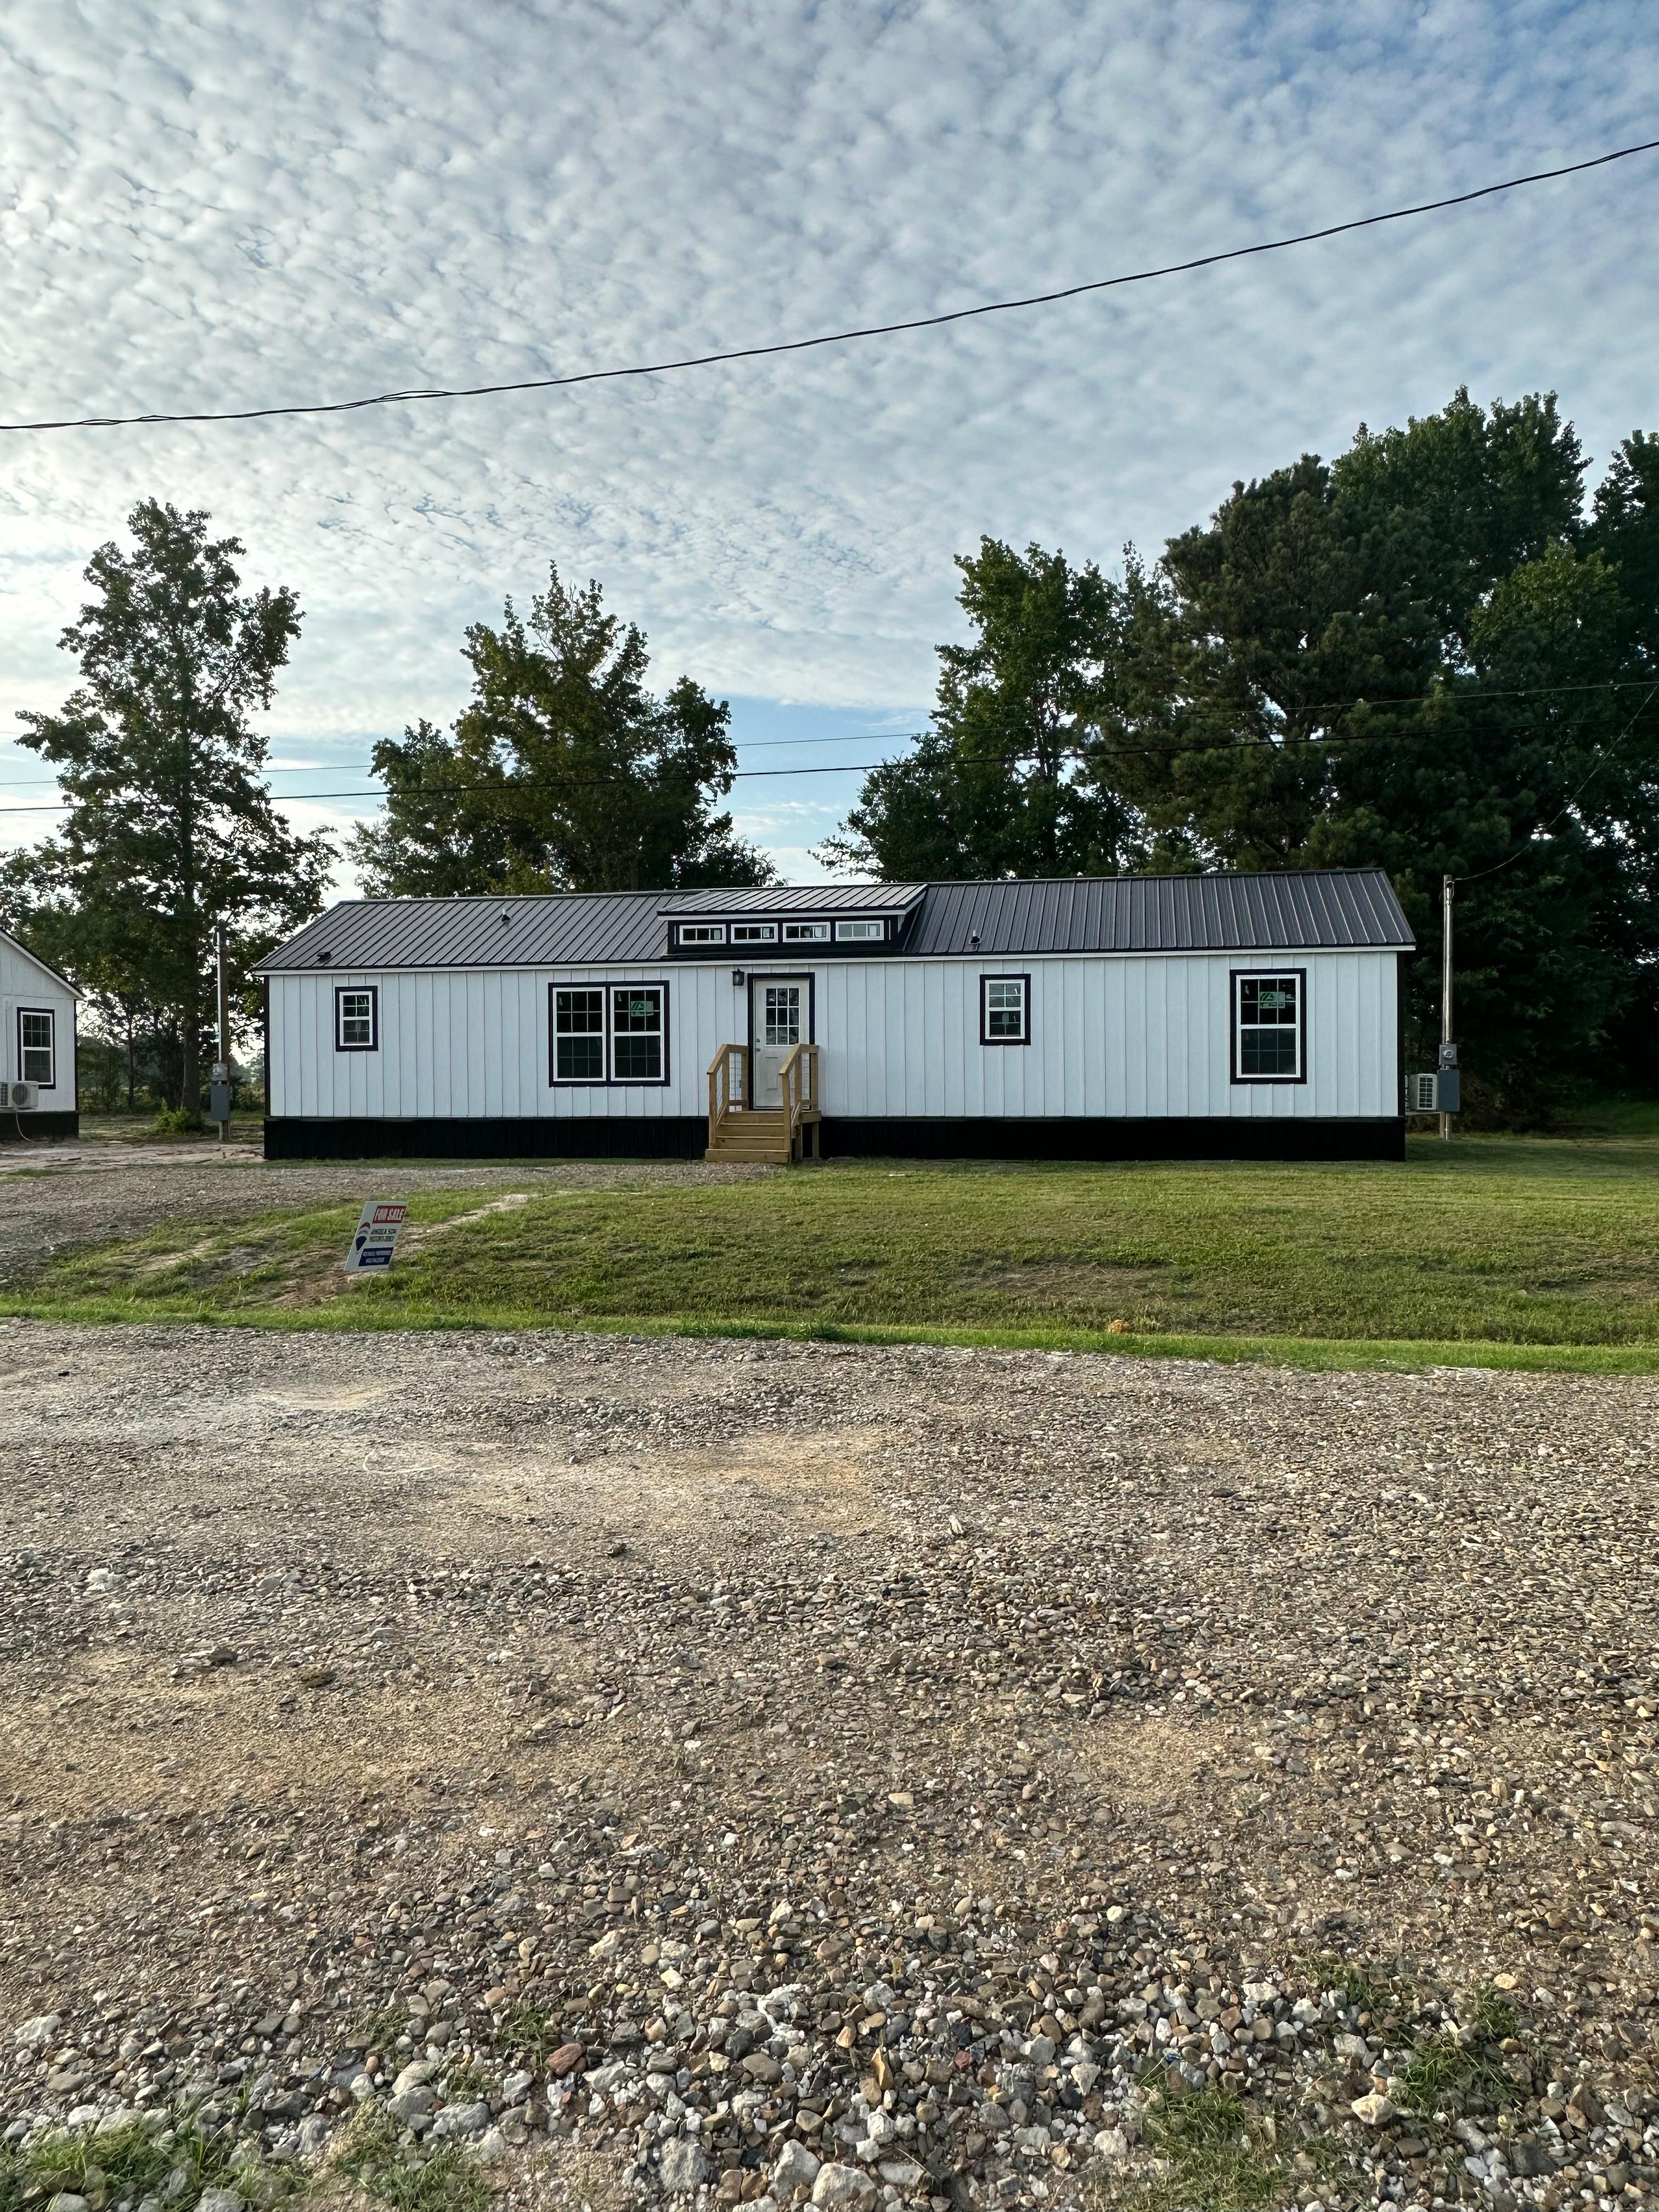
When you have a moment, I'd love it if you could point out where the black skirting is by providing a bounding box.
[0,1110,80,1143]
[263,1116,708,1161]
[820,1116,1406,1162]
[263,1114,1406,1164]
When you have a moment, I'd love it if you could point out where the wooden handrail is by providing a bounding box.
[707,1042,749,1144]
[778,1041,821,1161]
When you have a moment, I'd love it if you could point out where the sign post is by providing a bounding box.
[343,1200,408,1274]
[215,923,231,1145]
[1440,874,1455,1143]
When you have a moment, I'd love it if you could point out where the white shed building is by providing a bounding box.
[0,927,79,1139]
[258,869,1413,1163]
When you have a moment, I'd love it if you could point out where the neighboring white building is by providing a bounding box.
[0,927,79,1138]
[255,869,1413,1163]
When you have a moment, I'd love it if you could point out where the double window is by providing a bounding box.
[676,922,726,947]
[17,1008,55,1088]
[979,974,1030,1045]
[1232,970,1305,1082]
[334,987,378,1052]
[731,922,776,945]
[551,983,668,1084]
[782,919,830,943]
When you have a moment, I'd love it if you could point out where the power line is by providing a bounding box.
[0,727,932,792]
[1454,682,1659,884]
[4,138,1656,435]
[4,674,1654,795]
[5,702,1654,816]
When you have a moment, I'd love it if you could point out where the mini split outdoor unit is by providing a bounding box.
[1406,1070,1459,1113]
[0,1081,38,1111]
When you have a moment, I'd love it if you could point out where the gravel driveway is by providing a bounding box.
[1,1317,1656,2210]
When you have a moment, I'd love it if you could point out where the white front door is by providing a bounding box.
[751,980,803,1106]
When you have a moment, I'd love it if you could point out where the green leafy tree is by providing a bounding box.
[13,500,334,1108]
[819,540,1144,879]
[351,565,775,896]
[829,390,1659,1115]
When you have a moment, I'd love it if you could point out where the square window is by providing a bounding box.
[835,918,884,942]
[781,919,830,941]
[18,1009,54,1087]
[980,975,1030,1045]
[1233,972,1303,1081]
[335,987,378,1051]
[554,988,605,1082]
[611,985,665,1082]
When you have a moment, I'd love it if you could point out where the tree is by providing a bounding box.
[828,390,1659,1115]
[819,540,1144,879]
[13,500,334,1108]
[351,566,775,896]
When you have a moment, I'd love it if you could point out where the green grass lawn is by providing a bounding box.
[8,1128,1659,1374]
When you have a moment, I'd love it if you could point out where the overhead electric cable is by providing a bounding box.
[3,674,1654,794]
[4,701,1655,815]
[1454,683,1659,883]
[3,138,1656,433]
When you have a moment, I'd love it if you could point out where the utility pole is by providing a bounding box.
[1440,873,1455,1143]
[215,923,230,1148]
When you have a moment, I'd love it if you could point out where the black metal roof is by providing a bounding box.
[256,868,1413,973]
[904,870,1414,956]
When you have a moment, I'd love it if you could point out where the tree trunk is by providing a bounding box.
[126,1014,135,1111]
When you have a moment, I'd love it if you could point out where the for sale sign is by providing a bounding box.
[343,1200,408,1273]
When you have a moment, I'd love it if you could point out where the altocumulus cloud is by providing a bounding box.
[1,0,1656,876]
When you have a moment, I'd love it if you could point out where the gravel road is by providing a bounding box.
[1,1316,1656,2211]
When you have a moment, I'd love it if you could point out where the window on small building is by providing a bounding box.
[334,986,378,1052]
[835,918,885,942]
[553,988,606,1081]
[611,984,666,1081]
[677,922,726,946]
[980,974,1030,1045]
[18,1008,55,1087]
[731,922,776,944]
[781,919,831,941]
[1233,972,1304,1081]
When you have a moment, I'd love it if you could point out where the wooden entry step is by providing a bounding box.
[705,1108,793,1164]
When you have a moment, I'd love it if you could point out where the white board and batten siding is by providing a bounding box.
[267,946,1398,1123]
[0,929,78,1111]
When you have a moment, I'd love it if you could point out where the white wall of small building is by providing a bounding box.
[0,936,77,1109]
[268,947,1399,1121]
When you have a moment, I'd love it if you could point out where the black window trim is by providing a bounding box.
[979,972,1031,1047]
[334,985,379,1054]
[1230,966,1308,1085]
[16,1005,56,1090]
[548,978,672,1086]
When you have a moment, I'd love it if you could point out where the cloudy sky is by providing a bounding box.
[2,0,1655,885]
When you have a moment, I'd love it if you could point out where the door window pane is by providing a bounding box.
[611,986,664,1081]
[763,986,802,1047]
[554,988,605,1081]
